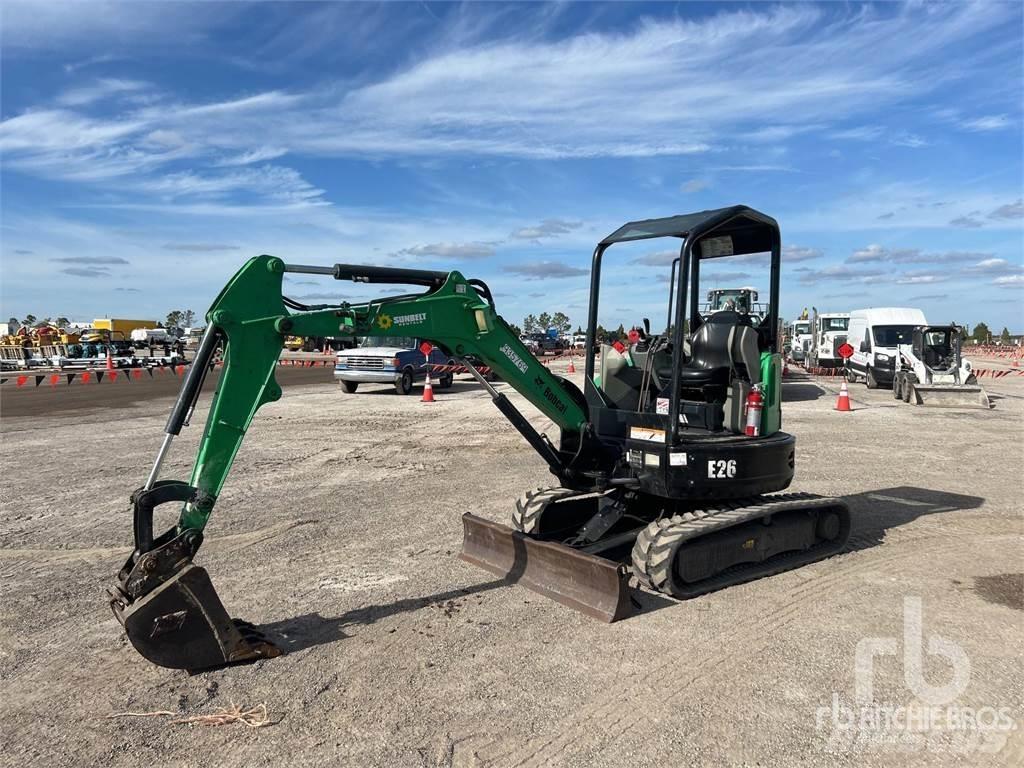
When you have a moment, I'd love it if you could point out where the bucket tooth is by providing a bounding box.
[459,513,632,622]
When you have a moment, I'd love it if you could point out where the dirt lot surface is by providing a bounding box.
[1,360,1021,767]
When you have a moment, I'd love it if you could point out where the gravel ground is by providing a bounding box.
[1,360,1021,767]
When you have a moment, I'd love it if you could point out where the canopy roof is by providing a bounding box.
[600,205,778,257]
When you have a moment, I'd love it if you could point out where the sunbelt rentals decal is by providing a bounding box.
[377,311,427,330]
[393,312,427,327]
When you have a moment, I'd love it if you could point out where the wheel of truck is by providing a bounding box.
[865,366,879,389]
[438,360,455,389]
[892,375,902,400]
[341,380,359,394]
[902,379,913,403]
[395,369,414,395]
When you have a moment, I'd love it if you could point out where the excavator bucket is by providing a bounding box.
[111,565,280,671]
[459,513,632,622]
[110,563,280,671]
[110,480,281,670]
[909,383,991,409]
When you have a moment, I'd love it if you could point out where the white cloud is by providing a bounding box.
[1,0,1016,179]
[139,165,327,205]
[398,242,496,259]
[215,147,289,166]
[831,125,885,141]
[503,261,588,279]
[681,179,709,194]
[963,258,1021,276]
[849,245,992,265]
[895,272,944,285]
[989,199,1024,220]
[788,183,1024,232]
[56,78,149,107]
[795,264,886,284]
[889,132,928,148]
[960,115,1012,132]
[509,219,582,240]
[633,249,679,266]
[950,214,984,228]
[163,243,241,252]
[782,245,823,262]
[993,274,1024,287]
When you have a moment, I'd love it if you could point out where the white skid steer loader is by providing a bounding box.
[893,325,990,408]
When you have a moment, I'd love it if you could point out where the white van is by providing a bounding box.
[845,307,927,388]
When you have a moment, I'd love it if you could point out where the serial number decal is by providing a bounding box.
[707,459,737,479]
[500,343,529,374]
[393,312,427,326]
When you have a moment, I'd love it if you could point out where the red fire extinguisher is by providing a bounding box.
[744,384,764,437]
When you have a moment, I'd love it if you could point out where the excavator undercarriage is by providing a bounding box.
[110,206,853,671]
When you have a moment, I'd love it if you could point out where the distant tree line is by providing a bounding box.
[961,323,1014,345]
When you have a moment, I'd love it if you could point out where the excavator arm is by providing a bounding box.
[110,255,603,670]
[177,255,589,531]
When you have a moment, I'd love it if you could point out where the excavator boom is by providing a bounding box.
[110,255,612,669]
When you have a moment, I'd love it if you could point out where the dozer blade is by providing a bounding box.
[110,563,280,670]
[911,384,990,409]
[459,513,632,622]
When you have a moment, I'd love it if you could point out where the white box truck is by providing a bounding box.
[845,307,927,388]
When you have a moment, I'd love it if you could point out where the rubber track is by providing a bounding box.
[631,492,851,598]
[511,486,577,534]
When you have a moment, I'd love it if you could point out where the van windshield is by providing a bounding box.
[872,325,915,346]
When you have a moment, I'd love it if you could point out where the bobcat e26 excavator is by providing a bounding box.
[110,206,852,670]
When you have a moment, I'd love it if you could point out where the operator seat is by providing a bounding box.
[667,311,763,390]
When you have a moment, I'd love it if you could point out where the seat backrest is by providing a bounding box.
[689,313,762,386]
[731,325,762,386]
[689,318,735,371]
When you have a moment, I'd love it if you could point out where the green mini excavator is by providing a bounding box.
[110,206,851,670]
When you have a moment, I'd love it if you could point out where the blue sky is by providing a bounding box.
[1,1,1022,332]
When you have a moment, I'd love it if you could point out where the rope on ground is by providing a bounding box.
[107,702,270,728]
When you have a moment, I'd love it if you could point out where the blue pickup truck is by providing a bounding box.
[334,337,455,395]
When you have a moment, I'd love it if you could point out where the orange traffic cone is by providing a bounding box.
[106,347,114,372]
[782,361,789,378]
[567,355,576,374]
[422,370,435,403]
[835,380,852,412]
